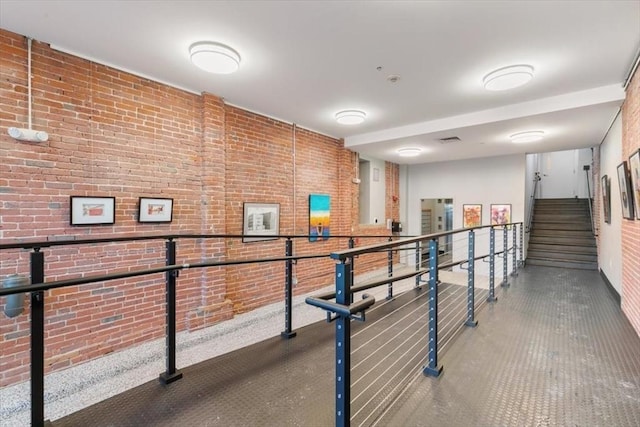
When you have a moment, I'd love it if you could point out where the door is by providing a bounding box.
[539,150,578,199]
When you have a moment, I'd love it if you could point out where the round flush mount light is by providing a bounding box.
[335,110,367,125]
[483,64,534,91]
[396,147,422,157]
[510,130,544,143]
[189,41,241,74]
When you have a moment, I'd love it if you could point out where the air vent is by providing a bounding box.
[438,136,461,143]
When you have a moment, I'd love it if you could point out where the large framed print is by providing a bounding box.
[70,196,115,226]
[243,203,280,242]
[617,161,635,220]
[629,149,640,219]
[601,175,611,224]
[490,204,511,227]
[463,204,482,228]
[309,194,330,242]
[138,197,173,223]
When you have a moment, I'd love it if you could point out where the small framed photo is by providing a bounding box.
[490,204,511,227]
[243,202,280,242]
[617,161,635,220]
[463,204,482,228]
[629,149,640,220]
[70,196,115,226]
[138,197,173,223]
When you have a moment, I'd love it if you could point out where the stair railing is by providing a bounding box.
[583,165,596,236]
[526,172,541,233]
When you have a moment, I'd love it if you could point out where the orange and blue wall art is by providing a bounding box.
[309,194,330,241]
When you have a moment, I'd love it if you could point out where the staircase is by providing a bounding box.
[527,198,597,270]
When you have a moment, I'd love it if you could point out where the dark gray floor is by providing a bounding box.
[53,266,640,427]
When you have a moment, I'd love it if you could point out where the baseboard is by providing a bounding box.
[599,269,621,306]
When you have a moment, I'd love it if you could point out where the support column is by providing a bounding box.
[335,262,352,427]
[30,249,46,427]
[159,239,183,384]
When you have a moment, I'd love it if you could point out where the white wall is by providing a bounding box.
[598,114,623,295]
[403,154,526,274]
[538,148,593,199]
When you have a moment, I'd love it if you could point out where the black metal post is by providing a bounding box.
[282,238,296,338]
[30,249,46,427]
[465,230,478,327]
[335,261,352,427]
[487,227,497,302]
[423,239,442,377]
[501,226,510,287]
[511,224,518,277]
[387,237,393,300]
[349,237,355,304]
[159,239,183,384]
[415,241,421,288]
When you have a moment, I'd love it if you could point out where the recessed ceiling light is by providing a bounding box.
[483,65,534,91]
[335,110,366,125]
[510,130,544,143]
[397,147,422,157]
[189,41,241,74]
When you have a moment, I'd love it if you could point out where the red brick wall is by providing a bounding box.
[0,30,399,385]
[621,65,640,335]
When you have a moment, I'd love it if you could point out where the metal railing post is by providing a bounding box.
[487,227,497,302]
[387,237,393,300]
[415,241,421,288]
[349,237,355,303]
[519,222,524,268]
[501,226,510,287]
[511,224,517,277]
[30,249,46,427]
[335,261,352,427]
[159,239,183,384]
[281,238,296,338]
[423,239,443,377]
[465,230,478,327]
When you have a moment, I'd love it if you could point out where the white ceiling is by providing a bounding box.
[1,1,639,164]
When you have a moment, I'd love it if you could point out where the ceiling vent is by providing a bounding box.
[438,136,461,143]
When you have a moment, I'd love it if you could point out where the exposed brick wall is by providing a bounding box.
[0,30,399,386]
[621,65,640,335]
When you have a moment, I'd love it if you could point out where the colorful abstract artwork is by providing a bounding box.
[463,204,482,228]
[309,194,330,241]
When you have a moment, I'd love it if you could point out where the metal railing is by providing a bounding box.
[526,172,541,233]
[306,223,524,427]
[583,165,597,236]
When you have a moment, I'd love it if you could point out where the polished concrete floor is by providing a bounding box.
[51,265,640,426]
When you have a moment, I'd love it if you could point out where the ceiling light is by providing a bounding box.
[483,65,534,91]
[510,130,544,143]
[397,147,422,157]
[335,110,366,125]
[189,42,241,74]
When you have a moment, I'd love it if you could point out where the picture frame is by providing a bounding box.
[629,149,640,219]
[601,175,611,224]
[463,204,482,228]
[490,204,511,227]
[309,194,330,242]
[243,202,280,242]
[70,196,115,226]
[617,161,635,220]
[138,197,173,223]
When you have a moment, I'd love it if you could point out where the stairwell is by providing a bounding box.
[527,198,597,270]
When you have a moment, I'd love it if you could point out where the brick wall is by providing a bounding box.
[621,65,640,335]
[0,30,399,386]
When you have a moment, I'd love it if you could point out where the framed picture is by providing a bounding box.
[309,194,330,242]
[629,149,640,219]
[490,204,511,227]
[138,197,173,223]
[617,161,635,220]
[601,175,611,224]
[70,196,115,226]
[463,204,482,228]
[243,202,280,242]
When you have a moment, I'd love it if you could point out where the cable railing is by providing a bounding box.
[305,223,524,427]
[0,233,394,427]
[583,165,597,236]
[526,172,541,233]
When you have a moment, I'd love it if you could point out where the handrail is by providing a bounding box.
[526,172,541,233]
[584,165,597,236]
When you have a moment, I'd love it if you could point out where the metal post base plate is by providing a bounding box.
[281,331,297,339]
[423,365,443,377]
[159,371,183,385]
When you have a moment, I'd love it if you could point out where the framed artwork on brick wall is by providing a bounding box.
[243,202,280,242]
[138,197,173,223]
[70,196,115,226]
[617,161,635,220]
[309,194,330,242]
[629,149,640,219]
[601,175,611,224]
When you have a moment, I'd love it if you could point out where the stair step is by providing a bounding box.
[529,236,596,247]
[531,229,594,239]
[532,222,592,231]
[526,257,597,270]
[528,243,597,255]
[527,250,597,262]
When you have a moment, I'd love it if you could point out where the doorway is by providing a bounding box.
[420,198,454,267]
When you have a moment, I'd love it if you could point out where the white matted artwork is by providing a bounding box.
[70,196,115,225]
[138,197,173,223]
[243,203,280,242]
